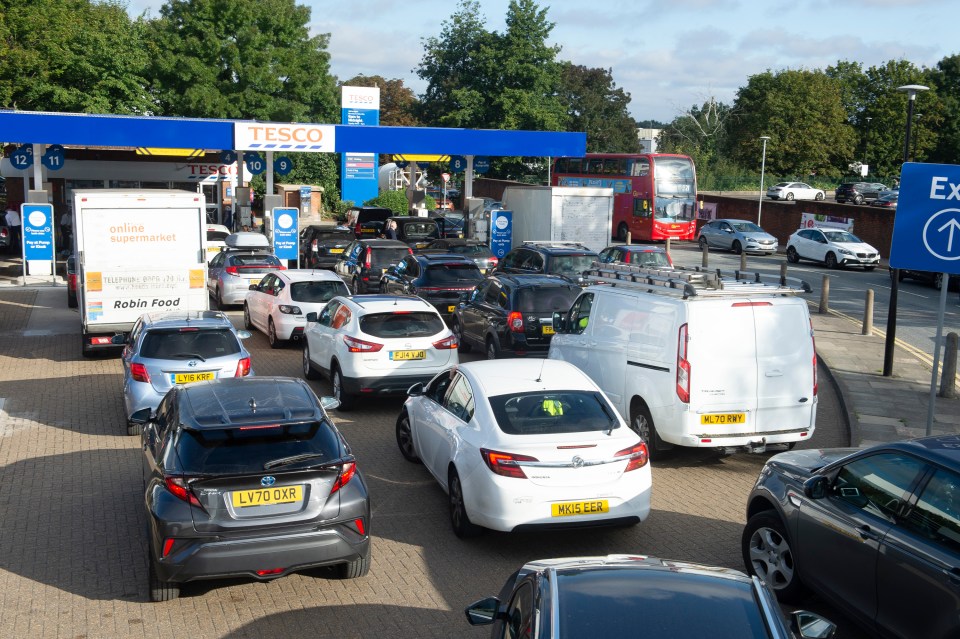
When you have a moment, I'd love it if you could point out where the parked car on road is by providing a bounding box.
[419,238,498,273]
[767,182,825,201]
[742,436,960,639]
[495,241,599,285]
[892,267,959,292]
[697,219,778,255]
[334,238,412,294]
[244,269,349,348]
[870,191,899,209]
[299,224,354,270]
[597,243,674,267]
[138,376,370,601]
[396,359,651,536]
[466,555,836,639]
[835,181,889,204]
[378,253,483,323]
[786,227,880,270]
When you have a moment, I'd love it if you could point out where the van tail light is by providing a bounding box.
[676,323,690,403]
[810,319,818,396]
[615,442,649,472]
[235,357,251,377]
[507,311,524,333]
[480,448,539,479]
[225,266,239,275]
[364,248,372,269]
[164,476,203,508]
[343,335,383,353]
[130,362,150,383]
[330,461,357,494]
[433,335,458,350]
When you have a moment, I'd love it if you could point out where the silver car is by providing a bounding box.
[120,310,253,435]
[208,249,284,307]
[697,218,779,255]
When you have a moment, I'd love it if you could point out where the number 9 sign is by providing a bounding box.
[274,156,294,176]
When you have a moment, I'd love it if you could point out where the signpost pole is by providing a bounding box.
[927,275,950,435]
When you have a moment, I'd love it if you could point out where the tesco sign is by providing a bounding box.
[341,85,381,110]
[234,123,335,152]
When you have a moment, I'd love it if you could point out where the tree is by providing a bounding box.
[0,0,151,113]
[146,0,338,123]
[339,75,421,127]
[658,98,738,190]
[928,55,960,165]
[559,63,640,153]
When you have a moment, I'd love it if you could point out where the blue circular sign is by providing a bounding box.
[11,148,33,170]
[244,152,265,175]
[274,156,294,176]
[395,161,409,169]
[449,155,467,174]
[41,148,66,171]
[474,156,491,175]
[220,150,238,165]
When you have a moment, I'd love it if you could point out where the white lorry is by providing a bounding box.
[72,189,209,356]
[501,185,614,254]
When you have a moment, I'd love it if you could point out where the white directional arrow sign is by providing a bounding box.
[939,217,960,253]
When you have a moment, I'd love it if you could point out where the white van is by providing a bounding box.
[548,263,817,458]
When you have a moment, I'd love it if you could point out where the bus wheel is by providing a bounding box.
[617,223,630,243]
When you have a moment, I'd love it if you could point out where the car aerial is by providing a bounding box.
[870,191,899,209]
[301,294,459,410]
[244,269,349,348]
[396,359,651,536]
[452,274,580,359]
[742,435,960,639]
[350,206,393,239]
[419,238,498,273]
[466,555,836,639]
[697,219,779,255]
[205,223,230,263]
[138,376,370,602]
[386,215,442,249]
[835,181,889,205]
[207,232,284,307]
[299,224,354,270]
[495,241,599,285]
[786,227,880,270]
[334,238,412,294]
[119,310,253,436]
[66,254,78,308]
[766,182,825,201]
[597,243,674,267]
[378,253,484,324]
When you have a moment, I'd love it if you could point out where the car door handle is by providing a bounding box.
[856,525,881,541]
[765,369,783,377]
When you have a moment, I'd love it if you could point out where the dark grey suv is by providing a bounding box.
[138,376,370,601]
[742,436,960,638]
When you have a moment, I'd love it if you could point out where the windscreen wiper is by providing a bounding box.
[263,453,332,470]
[172,352,206,361]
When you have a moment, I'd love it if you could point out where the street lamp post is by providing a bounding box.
[864,116,872,174]
[912,114,922,161]
[883,84,929,377]
[757,136,771,226]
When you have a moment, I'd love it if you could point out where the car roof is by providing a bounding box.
[518,242,597,255]
[416,253,474,264]
[274,269,345,283]
[139,310,234,329]
[522,555,752,585]
[207,224,230,233]
[358,239,411,248]
[178,377,323,429]
[603,244,667,252]
[335,294,438,313]
[492,273,581,288]
[428,238,481,246]
[460,359,597,396]
[891,436,960,469]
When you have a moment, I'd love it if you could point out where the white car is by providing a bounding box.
[395,359,651,537]
[206,223,230,262]
[786,227,880,270]
[301,295,459,410]
[766,182,825,201]
[243,269,349,348]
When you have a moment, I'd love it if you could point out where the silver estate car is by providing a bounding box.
[120,310,253,435]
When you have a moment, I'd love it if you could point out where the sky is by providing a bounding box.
[125,0,959,125]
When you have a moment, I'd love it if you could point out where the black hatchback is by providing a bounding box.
[379,253,484,322]
[334,239,412,294]
[138,376,370,601]
[300,225,354,269]
[452,273,581,359]
[494,241,599,285]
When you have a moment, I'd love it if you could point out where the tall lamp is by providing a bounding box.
[864,116,872,174]
[757,136,771,226]
[883,84,929,377]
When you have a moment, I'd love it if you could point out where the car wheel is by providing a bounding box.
[785,192,794,201]
[216,286,226,309]
[332,365,354,411]
[449,467,483,538]
[630,404,671,460]
[742,511,804,602]
[243,304,252,330]
[815,191,824,201]
[267,318,282,349]
[853,195,863,205]
[698,236,708,251]
[302,343,321,380]
[485,337,500,360]
[127,421,142,436]
[148,554,180,602]
[824,252,838,269]
[337,545,371,579]
[786,246,800,264]
[732,240,742,255]
[616,222,629,243]
[396,412,422,463]
[452,319,471,353]
[351,277,362,296]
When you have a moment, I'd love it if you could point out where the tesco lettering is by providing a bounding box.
[245,125,324,144]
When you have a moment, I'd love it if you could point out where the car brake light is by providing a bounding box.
[507,311,524,333]
[235,357,251,377]
[433,335,458,349]
[256,568,284,576]
[355,222,362,236]
[0,228,8,238]
[164,476,202,507]
[275,264,287,270]
[676,323,690,403]
[225,266,239,275]
[162,538,176,558]
[353,517,366,535]
[364,248,372,269]
[615,442,649,472]
[810,319,818,396]
[480,448,538,479]
[488,257,498,267]
[330,461,357,494]
[130,362,150,383]
[343,335,383,353]
[408,248,414,255]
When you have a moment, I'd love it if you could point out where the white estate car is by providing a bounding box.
[243,269,349,348]
[301,295,459,410]
[205,223,230,262]
[786,227,880,270]
[766,182,825,201]
[395,359,651,537]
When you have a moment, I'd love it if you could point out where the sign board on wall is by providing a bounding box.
[801,212,854,231]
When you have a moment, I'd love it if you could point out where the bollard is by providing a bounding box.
[666,237,672,259]
[862,289,874,336]
[739,251,747,271]
[701,242,709,268]
[779,262,787,286]
[940,332,958,399]
[819,275,830,314]
[626,231,632,245]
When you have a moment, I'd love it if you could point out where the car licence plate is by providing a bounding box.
[542,325,555,335]
[172,371,215,384]
[552,499,609,517]
[329,248,344,254]
[231,485,303,508]
[390,350,426,360]
[447,305,456,313]
[249,279,261,287]
[700,413,746,425]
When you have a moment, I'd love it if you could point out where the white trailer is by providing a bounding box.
[501,185,615,254]
[73,189,208,356]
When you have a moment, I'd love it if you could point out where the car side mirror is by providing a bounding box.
[802,475,829,500]
[552,311,567,333]
[790,610,837,638]
[464,597,501,626]
[306,312,318,323]
[407,382,425,397]
[320,396,340,412]
[236,330,252,340]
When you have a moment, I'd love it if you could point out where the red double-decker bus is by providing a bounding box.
[551,153,700,241]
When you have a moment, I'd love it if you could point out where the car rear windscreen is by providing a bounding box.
[628,251,671,268]
[489,391,619,435]
[369,248,410,268]
[400,221,440,239]
[517,286,579,313]
[290,281,347,303]
[423,263,484,285]
[360,312,445,338]
[207,231,230,242]
[445,244,490,256]
[547,254,597,277]
[229,254,282,267]
[140,328,241,359]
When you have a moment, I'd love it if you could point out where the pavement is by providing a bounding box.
[0,251,957,449]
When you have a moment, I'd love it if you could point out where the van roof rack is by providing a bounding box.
[582,262,811,299]
[521,240,589,249]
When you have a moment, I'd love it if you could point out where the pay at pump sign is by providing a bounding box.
[890,162,960,275]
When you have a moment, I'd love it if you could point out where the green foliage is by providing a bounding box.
[424,194,437,211]
[929,55,960,165]
[559,63,640,153]
[364,189,410,214]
